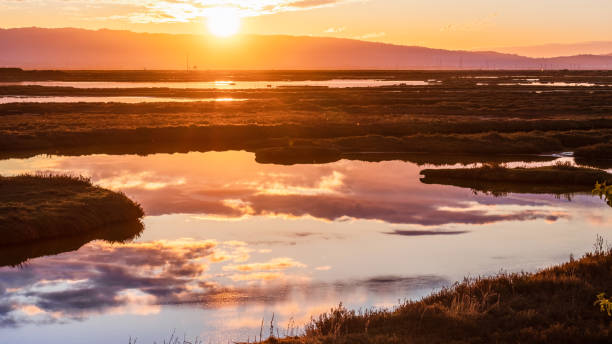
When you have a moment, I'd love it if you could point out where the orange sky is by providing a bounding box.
[1,0,611,53]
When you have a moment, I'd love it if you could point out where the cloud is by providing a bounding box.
[44,152,572,228]
[325,26,346,33]
[223,258,307,272]
[228,272,286,281]
[0,239,447,328]
[10,0,361,23]
[243,194,569,226]
[355,32,386,40]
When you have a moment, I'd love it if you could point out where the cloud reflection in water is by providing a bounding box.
[0,239,447,328]
[0,150,607,337]
[1,151,574,227]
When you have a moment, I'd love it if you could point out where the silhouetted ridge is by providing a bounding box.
[1,28,612,69]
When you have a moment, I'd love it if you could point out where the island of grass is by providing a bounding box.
[260,245,612,343]
[0,174,144,246]
[420,163,612,187]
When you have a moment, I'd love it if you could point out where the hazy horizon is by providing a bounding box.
[3,25,612,58]
[2,27,612,70]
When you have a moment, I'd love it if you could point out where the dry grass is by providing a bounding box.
[575,144,612,159]
[420,164,612,186]
[0,173,144,245]
[1,71,611,159]
[260,245,612,344]
[2,124,611,162]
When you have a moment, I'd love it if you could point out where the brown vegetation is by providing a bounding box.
[420,164,612,200]
[575,143,612,159]
[420,163,612,186]
[0,71,611,161]
[255,146,341,165]
[259,247,612,343]
[0,173,144,246]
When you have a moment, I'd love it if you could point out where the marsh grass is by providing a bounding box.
[8,124,609,162]
[2,76,612,161]
[0,172,144,245]
[575,143,612,159]
[593,182,612,207]
[421,164,612,186]
[258,244,612,344]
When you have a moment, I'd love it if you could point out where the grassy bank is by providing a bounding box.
[262,247,612,343]
[2,123,612,162]
[0,173,144,246]
[420,163,612,186]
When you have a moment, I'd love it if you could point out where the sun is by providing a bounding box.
[207,8,241,37]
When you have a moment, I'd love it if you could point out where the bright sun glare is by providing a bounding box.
[207,8,241,37]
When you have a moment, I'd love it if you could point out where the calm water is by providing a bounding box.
[0,79,432,89]
[0,151,610,343]
[497,82,603,87]
[0,97,246,104]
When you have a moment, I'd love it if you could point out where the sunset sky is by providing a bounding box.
[1,0,611,51]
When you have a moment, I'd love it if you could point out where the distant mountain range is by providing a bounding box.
[494,41,612,58]
[1,28,612,70]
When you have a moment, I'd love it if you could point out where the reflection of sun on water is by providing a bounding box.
[207,8,241,37]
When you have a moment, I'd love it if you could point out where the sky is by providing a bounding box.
[0,0,611,51]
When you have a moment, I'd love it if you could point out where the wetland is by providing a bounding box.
[0,70,610,343]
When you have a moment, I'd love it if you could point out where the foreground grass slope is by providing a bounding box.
[0,174,144,245]
[268,248,612,344]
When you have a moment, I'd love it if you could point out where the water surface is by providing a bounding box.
[0,151,609,343]
[0,79,432,89]
[0,96,246,104]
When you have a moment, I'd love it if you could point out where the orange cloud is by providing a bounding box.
[56,0,362,23]
[223,258,307,272]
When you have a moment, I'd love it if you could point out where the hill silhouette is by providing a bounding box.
[495,41,612,58]
[1,27,612,69]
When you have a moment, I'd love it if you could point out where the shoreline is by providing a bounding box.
[255,247,612,343]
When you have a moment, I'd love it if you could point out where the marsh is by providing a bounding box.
[0,70,611,343]
[0,150,610,343]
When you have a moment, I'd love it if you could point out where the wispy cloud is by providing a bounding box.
[324,26,346,33]
[355,32,386,40]
[9,0,361,23]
